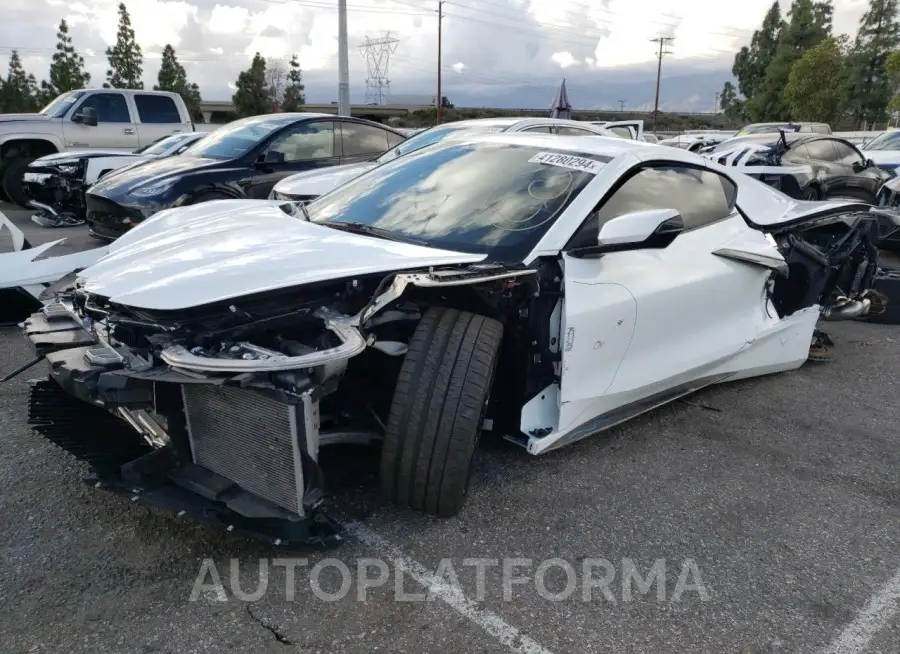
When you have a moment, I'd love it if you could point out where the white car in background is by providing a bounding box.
[860,129,900,173]
[269,117,633,202]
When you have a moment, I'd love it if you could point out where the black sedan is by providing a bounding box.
[84,113,407,240]
[704,132,894,202]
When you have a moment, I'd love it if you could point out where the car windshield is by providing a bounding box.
[307,141,603,260]
[863,131,900,151]
[39,91,85,118]
[134,135,190,155]
[181,115,296,160]
[375,122,509,164]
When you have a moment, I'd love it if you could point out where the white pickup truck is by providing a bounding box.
[0,88,209,206]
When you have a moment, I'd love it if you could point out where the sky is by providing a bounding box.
[0,0,873,110]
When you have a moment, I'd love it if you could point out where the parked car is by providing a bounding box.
[270,117,624,202]
[735,121,831,136]
[859,129,900,173]
[0,88,206,207]
[23,132,206,228]
[588,120,645,140]
[11,133,883,546]
[659,132,734,152]
[83,113,407,240]
[703,132,893,202]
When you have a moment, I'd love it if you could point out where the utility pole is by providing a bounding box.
[713,91,720,113]
[650,36,673,133]
[436,0,444,124]
[618,99,625,112]
[337,0,350,116]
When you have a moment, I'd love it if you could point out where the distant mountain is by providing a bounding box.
[439,70,734,112]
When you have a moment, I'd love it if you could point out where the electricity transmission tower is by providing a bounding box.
[359,32,400,105]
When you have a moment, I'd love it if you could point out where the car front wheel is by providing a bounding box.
[380,306,503,517]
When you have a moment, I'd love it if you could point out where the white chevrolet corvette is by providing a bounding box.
[7,133,884,547]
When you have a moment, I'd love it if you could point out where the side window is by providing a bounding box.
[813,125,830,134]
[567,165,737,249]
[609,126,635,139]
[134,94,181,124]
[265,121,335,162]
[803,139,838,161]
[556,126,596,136]
[341,122,390,156]
[386,131,406,148]
[521,126,554,133]
[787,144,811,160]
[74,93,131,123]
[832,140,862,165]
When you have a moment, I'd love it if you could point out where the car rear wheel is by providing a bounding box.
[380,306,503,517]
[2,157,34,208]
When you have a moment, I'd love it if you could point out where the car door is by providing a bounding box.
[63,92,138,151]
[131,93,193,147]
[798,138,850,193]
[338,121,396,164]
[244,120,341,199]
[829,139,881,200]
[557,162,783,432]
[594,120,645,140]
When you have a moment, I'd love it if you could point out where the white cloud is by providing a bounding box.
[550,51,577,68]
[0,0,877,110]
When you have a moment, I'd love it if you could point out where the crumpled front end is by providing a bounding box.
[15,262,529,547]
[23,157,90,227]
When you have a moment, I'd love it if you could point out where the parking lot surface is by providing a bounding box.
[1,204,899,653]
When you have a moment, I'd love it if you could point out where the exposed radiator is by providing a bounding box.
[181,385,305,516]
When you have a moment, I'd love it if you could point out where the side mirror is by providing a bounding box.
[568,208,684,258]
[257,150,284,166]
[867,158,876,169]
[74,106,98,127]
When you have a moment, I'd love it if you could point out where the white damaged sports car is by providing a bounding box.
[9,133,885,547]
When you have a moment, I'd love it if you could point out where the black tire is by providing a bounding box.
[802,186,820,201]
[190,191,233,205]
[380,306,503,517]
[2,157,34,208]
[860,269,900,324]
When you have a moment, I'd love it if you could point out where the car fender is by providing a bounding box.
[0,133,64,156]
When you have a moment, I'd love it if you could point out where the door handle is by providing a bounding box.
[123,128,135,135]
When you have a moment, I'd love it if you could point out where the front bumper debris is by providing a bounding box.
[13,301,345,549]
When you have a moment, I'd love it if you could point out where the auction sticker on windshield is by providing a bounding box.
[528,152,606,174]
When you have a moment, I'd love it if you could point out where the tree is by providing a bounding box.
[845,0,900,123]
[104,2,144,89]
[232,53,271,117]
[0,51,40,112]
[718,81,745,119]
[281,54,305,111]
[732,1,784,102]
[887,49,900,111]
[784,36,849,122]
[747,0,834,121]
[265,58,287,112]
[154,44,202,120]
[40,19,91,101]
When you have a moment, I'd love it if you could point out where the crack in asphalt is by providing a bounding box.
[245,603,293,645]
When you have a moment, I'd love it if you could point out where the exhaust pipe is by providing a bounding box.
[822,297,872,321]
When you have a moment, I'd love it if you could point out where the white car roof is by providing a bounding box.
[447,130,690,161]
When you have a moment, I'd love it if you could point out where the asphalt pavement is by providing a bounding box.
[1,203,899,654]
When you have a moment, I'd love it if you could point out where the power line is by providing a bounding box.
[650,36,674,133]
